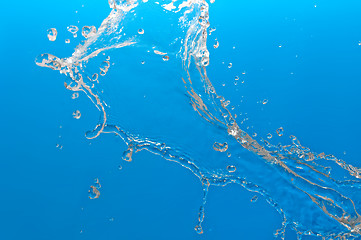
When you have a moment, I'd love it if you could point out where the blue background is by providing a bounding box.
[1,0,360,239]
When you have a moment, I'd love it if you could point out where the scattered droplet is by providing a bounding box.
[47,28,57,41]
[213,142,228,152]
[252,133,257,137]
[251,195,258,202]
[138,28,144,34]
[213,40,219,49]
[228,63,232,68]
[235,76,239,81]
[88,178,101,199]
[141,61,145,64]
[72,92,79,99]
[65,39,70,44]
[276,127,284,137]
[194,225,203,234]
[56,143,63,150]
[82,26,97,38]
[91,73,98,81]
[73,110,81,119]
[267,133,272,139]
[227,152,231,158]
[67,25,79,38]
[118,165,122,170]
[262,99,268,105]
[227,165,236,173]
[162,55,170,61]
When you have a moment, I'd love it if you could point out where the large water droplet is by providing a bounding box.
[47,28,57,41]
[227,165,236,173]
[213,142,228,152]
[82,26,97,38]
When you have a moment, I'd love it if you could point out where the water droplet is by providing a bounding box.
[118,165,122,170]
[267,133,272,139]
[213,142,228,152]
[65,39,70,44]
[162,55,170,61]
[213,40,219,49]
[138,28,144,34]
[88,179,101,199]
[194,225,203,234]
[227,152,231,158]
[235,76,239,81]
[47,28,57,41]
[251,195,258,202]
[56,143,63,150]
[227,165,236,173]
[82,26,97,38]
[141,61,145,64]
[67,25,79,38]
[262,99,268,105]
[228,63,232,68]
[72,92,79,99]
[91,73,98,81]
[252,132,257,137]
[276,127,284,137]
[73,110,81,119]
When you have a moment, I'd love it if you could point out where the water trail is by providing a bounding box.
[36,0,361,239]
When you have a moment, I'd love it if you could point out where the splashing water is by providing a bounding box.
[36,0,361,239]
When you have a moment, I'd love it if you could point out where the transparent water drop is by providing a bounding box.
[267,133,272,139]
[162,55,170,61]
[276,127,284,137]
[213,40,219,49]
[228,63,232,68]
[262,99,268,105]
[227,165,236,173]
[47,28,57,41]
[118,165,122,170]
[252,132,257,137]
[138,28,144,34]
[235,76,239,81]
[65,39,70,44]
[88,185,100,199]
[73,110,81,119]
[141,61,145,64]
[194,225,203,234]
[56,143,63,150]
[251,195,258,202]
[213,142,228,152]
[72,92,79,99]
[67,25,79,38]
[91,73,98,81]
[227,152,231,158]
[82,26,97,38]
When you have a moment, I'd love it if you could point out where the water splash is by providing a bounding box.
[36,0,361,239]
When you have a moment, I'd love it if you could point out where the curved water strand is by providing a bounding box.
[36,0,361,239]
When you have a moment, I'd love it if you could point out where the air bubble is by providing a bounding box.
[65,39,70,44]
[228,63,232,68]
[138,28,144,34]
[227,165,236,173]
[82,26,97,38]
[267,133,272,139]
[235,76,239,81]
[47,28,57,41]
[73,110,81,119]
[162,55,170,61]
[262,99,268,105]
